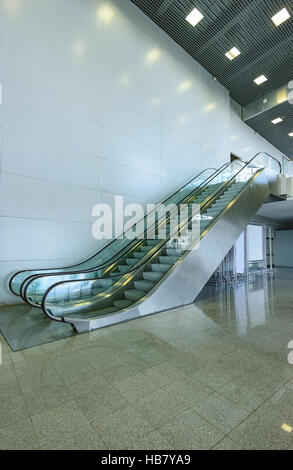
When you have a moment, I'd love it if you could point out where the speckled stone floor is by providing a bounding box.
[0,268,293,450]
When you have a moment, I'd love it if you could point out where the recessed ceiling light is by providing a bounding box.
[186,7,204,26]
[254,75,268,85]
[272,8,291,27]
[271,117,283,124]
[225,47,241,61]
[289,132,293,137]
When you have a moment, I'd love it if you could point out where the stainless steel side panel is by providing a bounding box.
[72,170,272,333]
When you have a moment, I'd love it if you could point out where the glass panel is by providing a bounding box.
[247,152,281,173]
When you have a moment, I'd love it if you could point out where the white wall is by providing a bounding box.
[0,0,285,303]
[247,225,264,261]
[235,232,245,274]
[276,230,293,267]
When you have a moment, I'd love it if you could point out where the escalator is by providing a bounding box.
[10,165,225,304]
[9,153,281,333]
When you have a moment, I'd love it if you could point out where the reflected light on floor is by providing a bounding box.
[281,423,293,433]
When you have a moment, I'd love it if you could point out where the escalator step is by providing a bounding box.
[140,245,153,252]
[143,271,165,281]
[133,252,145,259]
[207,207,226,214]
[159,256,180,264]
[147,239,158,246]
[224,190,239,195]
[124,289,145,301]
[134,280,155,291]
[113,299,133,309]
[99,279,114,288]
[126,258,137,266]
[205,211,222,217]
[208,203,229,211]
[118,265,129,273]
[151,263,171,272]
[166,248,180,256]
[210,202,227,208]
[219,195,234,200]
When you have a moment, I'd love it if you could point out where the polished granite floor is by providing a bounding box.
[0,268,293,450]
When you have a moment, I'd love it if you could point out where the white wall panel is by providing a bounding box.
[247,225,264,261]
[0,217,97,262]
[0,173,102,223]
[276,230,293,267]
[2,129,103,189]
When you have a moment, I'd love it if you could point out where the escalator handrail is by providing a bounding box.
[42,151,279,321]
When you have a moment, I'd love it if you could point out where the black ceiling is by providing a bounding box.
[130,0,293,106]
[245,100,293,157]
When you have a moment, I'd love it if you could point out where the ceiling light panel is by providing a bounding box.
[186,8,204,27]
[225,47,241,61]
[254,75,268,85]
[272,8,291,27]
[271,117,283,124]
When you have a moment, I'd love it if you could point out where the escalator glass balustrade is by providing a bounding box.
[13,167,226,307]
[41,153,281,330]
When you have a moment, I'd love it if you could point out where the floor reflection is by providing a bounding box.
[195,268,293,337]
